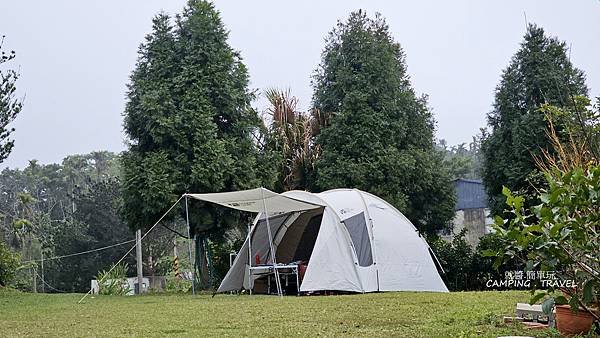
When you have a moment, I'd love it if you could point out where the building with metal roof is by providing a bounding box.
[440,179,493,247]
[454,179,487,210]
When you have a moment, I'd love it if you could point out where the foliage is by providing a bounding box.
[491,167,600,319]
[46,177,134,292]
[0,151,131,292]
[208,225,245,283]
[535,96,600,173]
[164,274,192,293]
[437,135,484,180]
[430,230,474,291]
[0,35,22,163]
[263,89,328,192]
[490,98,600,318]
[0,152,122,245]
[0,291,564,337]
[311,11,455,235]
[481,24,589,217]
[0,241,19,286]
[97,263,131,296]
[429,231,521,291]
[122,1,278,290]
[471,233,523,290]
[122,0,269,235]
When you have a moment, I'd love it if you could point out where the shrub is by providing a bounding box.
[491,165,600,318]
[97,263,131,296]
[0,242,20,287]
[165,274,192,294]
[430,230,474,291]
[430,230,521,291]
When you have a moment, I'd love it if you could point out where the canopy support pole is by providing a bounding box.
[261,188,283,297]
[247,222,252,295]
[185,195,196,295]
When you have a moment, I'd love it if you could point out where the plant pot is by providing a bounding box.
[555,304,595,336]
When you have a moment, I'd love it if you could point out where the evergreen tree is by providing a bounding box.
[312,11,455,235]
[0,35,22,163]
[481,25,588,216]
[122,1,266,235]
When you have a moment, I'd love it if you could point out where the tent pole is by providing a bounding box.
[357,190,379,292]
[260,188,283,297]
[185,195,196,295]
[247,222,252,295]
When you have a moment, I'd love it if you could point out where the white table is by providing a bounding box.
[249,264,300,295]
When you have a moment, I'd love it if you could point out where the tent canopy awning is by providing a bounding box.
[184,187,323,214]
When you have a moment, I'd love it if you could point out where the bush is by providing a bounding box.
[429,230,521,291]
[97,263,131,295]
[430,230,474,291]
[165,274,192,294]
[0,242,20,287]
[492,166,600,316]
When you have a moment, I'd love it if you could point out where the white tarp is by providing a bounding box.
[213,188,449,294]
[185,187,322,214]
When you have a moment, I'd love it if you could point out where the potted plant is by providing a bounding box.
[487,100,600,336]
[489,166,600,336]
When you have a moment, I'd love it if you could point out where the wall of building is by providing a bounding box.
[442,207,492,247]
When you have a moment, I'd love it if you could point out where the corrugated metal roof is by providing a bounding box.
[454,178,488,210]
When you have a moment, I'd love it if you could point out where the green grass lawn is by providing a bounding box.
[0,289,563,337]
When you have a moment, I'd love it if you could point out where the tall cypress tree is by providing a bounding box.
[481,24,588,216]
[122,1,265,233]
[312,11,455,235]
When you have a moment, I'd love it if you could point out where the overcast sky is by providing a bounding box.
[1,0,598,169]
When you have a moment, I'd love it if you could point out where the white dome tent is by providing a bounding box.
[186,187,448,295]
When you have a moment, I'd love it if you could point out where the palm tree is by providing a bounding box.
[264,89,329,191]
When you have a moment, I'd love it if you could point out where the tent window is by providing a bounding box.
[342,212,373,267]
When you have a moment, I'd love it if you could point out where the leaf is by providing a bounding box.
[549,223,564,238]
[568,294,579,313]
[583,279,595,304]
[492,256,504,270]
[553,295,568,305]
[502,186,512,198]
[493,215,505,228]
[481,249,497,257]
[523,224,542,234]
[512,195,524,211]
[525,260,534,272]
[542,298,555,315]
[530,292,546,305]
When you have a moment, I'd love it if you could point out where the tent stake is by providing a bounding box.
[185,195,196,296]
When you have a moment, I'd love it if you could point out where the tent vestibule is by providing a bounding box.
[209,188,448,294]
[185,187,322,296]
